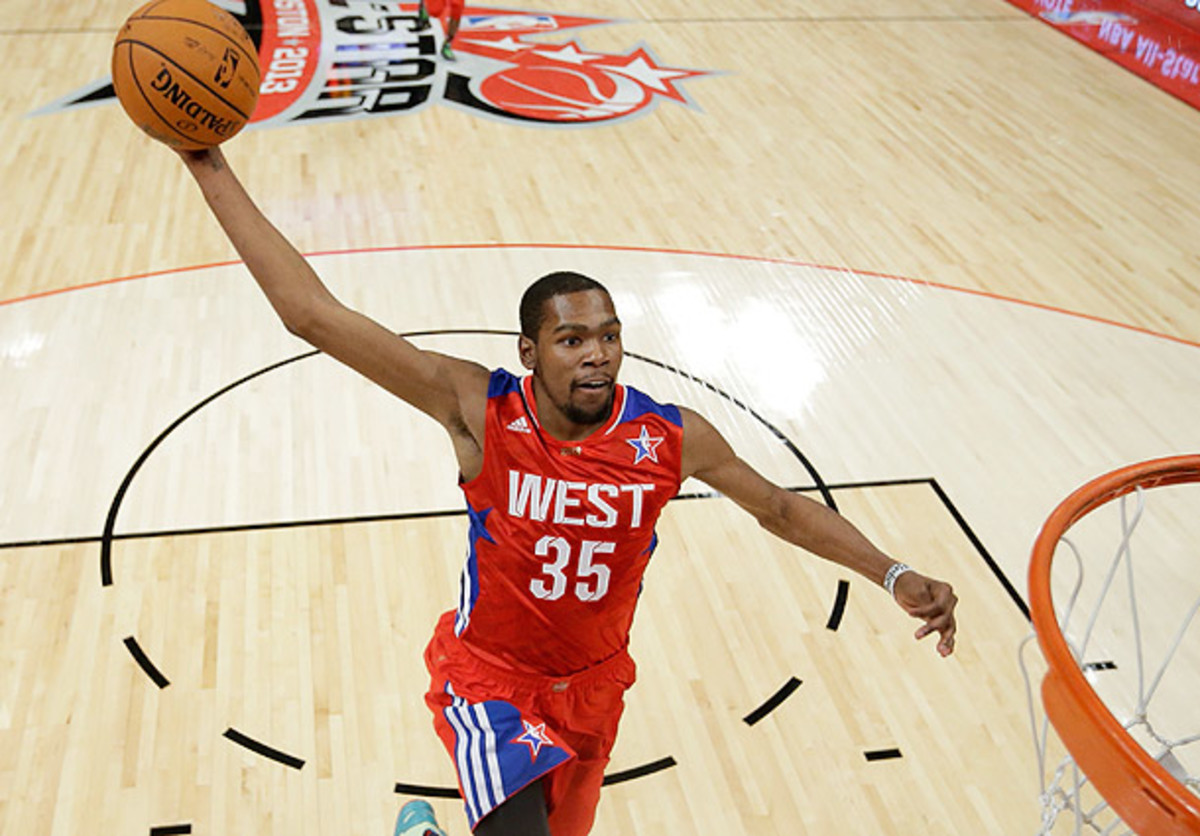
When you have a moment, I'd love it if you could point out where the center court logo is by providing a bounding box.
[35,1,712,129]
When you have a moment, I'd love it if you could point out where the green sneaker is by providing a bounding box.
[440,41,456,60]
[394,799,448,836]
[415,4,430,30]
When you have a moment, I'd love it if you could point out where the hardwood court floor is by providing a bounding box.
[2,1,1199,835]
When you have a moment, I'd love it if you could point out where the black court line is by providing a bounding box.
[11,478,959,549]
[7,477,1028,624]
[149,826,192,836]
[927,478,1030,620]
[4,491,786,552]
[106,508,465,546]
[124,636,170,689]
[826,579,850,631]
[602,756,677,786]
[1,533,106,549]
[803,476,935,490]
[99,350,319,586]
[10,477,1027,627]
[395,783,463,799]
[743,677,803,726]
[223,728,305,770]
[865,748,903,761]
[799,477,1028,618]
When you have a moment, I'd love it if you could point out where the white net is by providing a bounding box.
[1021,480,1200,835]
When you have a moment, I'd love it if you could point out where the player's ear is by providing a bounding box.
[518,334,537,370]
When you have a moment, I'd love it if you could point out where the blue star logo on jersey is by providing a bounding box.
[467,502,496,546]
[626,425,664,464]
[512,719,556,761]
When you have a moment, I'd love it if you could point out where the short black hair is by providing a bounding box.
[519,271,610,339]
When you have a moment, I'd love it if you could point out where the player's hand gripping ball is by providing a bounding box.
[112,0,261,150]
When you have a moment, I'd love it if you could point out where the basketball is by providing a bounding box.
[111,0,261,150]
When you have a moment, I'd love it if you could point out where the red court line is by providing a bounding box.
[0,259,243,307]
[3,242,1198,350]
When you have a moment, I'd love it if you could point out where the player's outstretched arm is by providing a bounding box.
[176,147,489,452]
[679,407,957,656]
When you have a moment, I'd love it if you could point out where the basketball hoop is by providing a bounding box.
[1024,455,1200,835]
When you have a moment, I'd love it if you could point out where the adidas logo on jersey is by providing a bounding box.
[507,416,533,434]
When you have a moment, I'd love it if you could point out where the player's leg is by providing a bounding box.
[441,0,464,59]
[541,741,609,836]
[475,780,552,836]
[418,0,446,31]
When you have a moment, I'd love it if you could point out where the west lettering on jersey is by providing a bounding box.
[507,470,656,528]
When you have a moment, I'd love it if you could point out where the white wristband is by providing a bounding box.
[883,563,913,598]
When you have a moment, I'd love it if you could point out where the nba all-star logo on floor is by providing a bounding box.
[35,0,711,128]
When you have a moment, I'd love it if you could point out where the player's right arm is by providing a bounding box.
[177,147,489,473]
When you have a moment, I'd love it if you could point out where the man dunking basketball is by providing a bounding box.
[175,146,958,836]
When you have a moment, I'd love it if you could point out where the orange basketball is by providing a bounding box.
[111,0,261,150]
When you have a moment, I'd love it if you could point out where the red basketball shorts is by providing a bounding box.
[425,0,465,19]
[423,611,636,835]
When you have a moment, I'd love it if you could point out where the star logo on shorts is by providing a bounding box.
[626,425,663,464]
[512,719,555,760]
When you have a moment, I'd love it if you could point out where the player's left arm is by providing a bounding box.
[679,407,958,656]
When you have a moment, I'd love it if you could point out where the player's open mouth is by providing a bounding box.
[573,378,612,392]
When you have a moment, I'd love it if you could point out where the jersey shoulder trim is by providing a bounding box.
[487,368,522,398]
[619,385,682,428]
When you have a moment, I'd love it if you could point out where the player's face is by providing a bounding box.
[521,290,624,431]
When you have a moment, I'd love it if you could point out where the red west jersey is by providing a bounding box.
[454,369,683,676]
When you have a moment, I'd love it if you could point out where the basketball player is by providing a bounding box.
[416,0,464,60]
[174,146,958,836]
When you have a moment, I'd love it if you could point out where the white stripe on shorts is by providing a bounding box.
[445,686,506,823]
[444,698,483,823]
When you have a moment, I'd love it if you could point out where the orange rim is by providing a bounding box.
[1029,455,1200,835]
